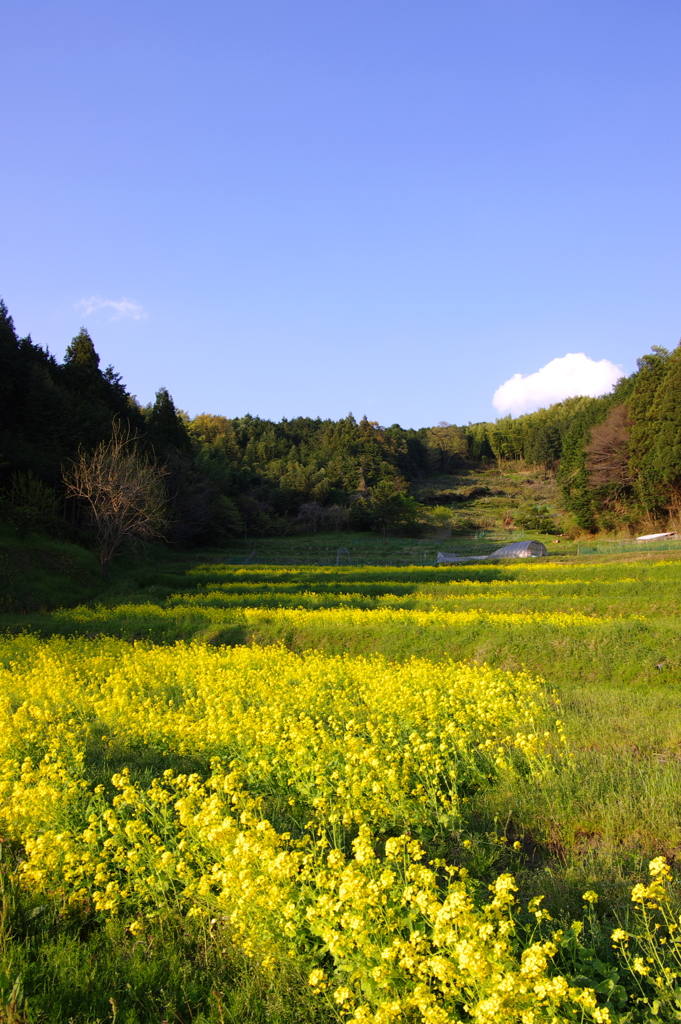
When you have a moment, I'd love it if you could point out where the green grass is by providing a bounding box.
[415,461,567,533]
[0,868,323,1024]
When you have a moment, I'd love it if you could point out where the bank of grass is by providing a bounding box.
[0,527,105,613]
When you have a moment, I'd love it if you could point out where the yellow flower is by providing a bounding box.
[631,883,648,903]
[0,607,651,1024]
[649,856,671,879]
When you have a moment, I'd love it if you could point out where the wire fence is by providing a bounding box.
[212,532,681,567]
[576,538,681,556]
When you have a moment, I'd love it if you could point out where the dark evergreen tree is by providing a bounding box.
[1,302,142,496]
[625,345,681,516]
[64,327,101,371]
[145,388,193,456]
[60,328,142,453]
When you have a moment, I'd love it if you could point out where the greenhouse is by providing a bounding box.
[489,540,548,558]
[437,540,548,564]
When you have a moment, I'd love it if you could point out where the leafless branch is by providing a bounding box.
[586,404,632,495]
[63,422,168,577]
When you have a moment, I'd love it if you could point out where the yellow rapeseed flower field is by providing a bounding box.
[0,632,630,1021]
[2,558,681,1022]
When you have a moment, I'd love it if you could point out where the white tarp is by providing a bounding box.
[636,532,676,542]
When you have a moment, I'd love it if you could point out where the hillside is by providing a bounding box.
[4,298,681,554]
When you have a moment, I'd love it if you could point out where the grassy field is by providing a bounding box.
[415,463,563,532]
[2,543,681,1022]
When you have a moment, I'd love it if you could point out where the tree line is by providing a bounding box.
[0,300,436,552]
[2,298,680,555]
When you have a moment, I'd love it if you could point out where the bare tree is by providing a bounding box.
[325,504,350,532]
[63,424,168,577]
[295,502,350,533]
[586,405,632,494]
[296,502,327,533]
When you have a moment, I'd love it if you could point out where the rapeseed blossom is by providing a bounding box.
[0,631,671,1021]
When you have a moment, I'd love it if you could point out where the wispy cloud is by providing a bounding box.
[492,353,622,416]
[75,296,147,320]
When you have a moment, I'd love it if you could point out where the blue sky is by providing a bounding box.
[2,0,680,427]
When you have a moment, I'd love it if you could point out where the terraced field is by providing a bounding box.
[2,558,681,1022]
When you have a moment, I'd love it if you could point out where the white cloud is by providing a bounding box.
[492,353,622,416]
[75,296,146,320]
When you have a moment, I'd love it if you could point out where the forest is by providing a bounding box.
[2,297,681,553]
